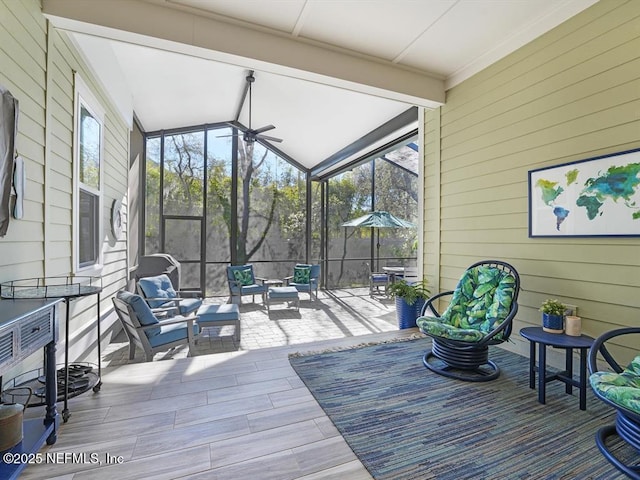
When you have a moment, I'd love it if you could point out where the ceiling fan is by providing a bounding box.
[220,72,282,144]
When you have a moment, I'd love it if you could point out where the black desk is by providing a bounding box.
[0,298,61,480]
[520,327,594,410]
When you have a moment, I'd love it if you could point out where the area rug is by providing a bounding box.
[290,338,632,480]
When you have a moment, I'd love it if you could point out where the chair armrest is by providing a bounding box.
[136,315,196,333]
[420,290,454,317]
[143,296,192,303]
[177,290,202,299]
[589,327,640,375]
[151,305,180,315]
[255,276,267,284]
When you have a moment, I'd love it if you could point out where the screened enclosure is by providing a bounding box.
[143,124,419,296]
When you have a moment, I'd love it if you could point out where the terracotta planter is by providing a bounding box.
[542,313,564,333]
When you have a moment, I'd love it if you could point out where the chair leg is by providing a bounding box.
[128,343,136,360]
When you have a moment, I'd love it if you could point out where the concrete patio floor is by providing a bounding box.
[103,288,408,367]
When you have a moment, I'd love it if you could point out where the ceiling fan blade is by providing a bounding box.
[253,124,275,134]
[256,134,283,143]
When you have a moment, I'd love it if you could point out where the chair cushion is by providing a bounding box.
[417,266,516,342]
[197,304,240,322]
[269,287,299,299]
[371,274,388,283]
[293,265,311,284]
[138,274,177,308]
[232,266,254,286]
[289,282,312,292]
[148,321,200,348]
[176,298,203,316]
[589,355,640,414]
[416,320,485,342]
[116,291,161,337]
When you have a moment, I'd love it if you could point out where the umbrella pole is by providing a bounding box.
[376,229,380,272]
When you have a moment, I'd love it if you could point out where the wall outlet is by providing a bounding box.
[563,304,578,316]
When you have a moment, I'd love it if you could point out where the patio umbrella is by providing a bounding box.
[342,211,415,270]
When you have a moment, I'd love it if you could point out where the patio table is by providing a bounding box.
[520,327,594,410]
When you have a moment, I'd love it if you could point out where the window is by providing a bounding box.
[73,73,104,272]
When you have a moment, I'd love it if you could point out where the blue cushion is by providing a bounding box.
[148,321,200,348]
[371,274,388,283]
[237,284,267,295]
[138,274,177,308]
[269,287,299,299]
[197,304,240,322]
[177,298,203,316]
[116,291,161,337]
[289,282,313,292]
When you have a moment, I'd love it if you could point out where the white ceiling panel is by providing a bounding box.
[297,0,456,61]
[169,0,306,32]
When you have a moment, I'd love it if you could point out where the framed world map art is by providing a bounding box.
[528,148,640,237]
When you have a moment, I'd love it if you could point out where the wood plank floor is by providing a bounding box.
[21,329,419,480]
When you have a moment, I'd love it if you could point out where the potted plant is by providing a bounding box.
[387,279,431,329]
[540,299,565,333]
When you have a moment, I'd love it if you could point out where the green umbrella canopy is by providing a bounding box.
[342,211,415,229]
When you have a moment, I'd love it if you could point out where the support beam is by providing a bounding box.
[42,0,444,107]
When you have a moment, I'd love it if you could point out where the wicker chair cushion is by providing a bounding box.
[590,355,640,413]
[417,266,516,342]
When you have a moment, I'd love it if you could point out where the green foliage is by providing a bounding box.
[387,279,430,306]
[539,299,565,316]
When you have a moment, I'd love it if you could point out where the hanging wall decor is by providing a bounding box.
[0,85,19,236]
[528,148,640,237]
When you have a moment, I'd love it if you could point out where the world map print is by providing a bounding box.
[529,150,640,236]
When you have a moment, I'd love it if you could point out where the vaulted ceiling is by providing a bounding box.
[43,0,597,175]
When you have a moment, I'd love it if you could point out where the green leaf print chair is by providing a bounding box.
[226,264,267,305]
[588,327,640,480]
[416,260,520,382]
[284,264,321,301]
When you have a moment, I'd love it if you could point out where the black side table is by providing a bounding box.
[520,326,594,410]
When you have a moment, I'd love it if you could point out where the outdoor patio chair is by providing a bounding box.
[137,273,203,317]
[588,327,640,479]
[284,264,320,300]
[416,260,520,382]
[226,264,268,305]
[366,262,390,296]
[112,290,200,362]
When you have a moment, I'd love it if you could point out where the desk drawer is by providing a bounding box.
[0,329,16,371]
[19,310,53,356]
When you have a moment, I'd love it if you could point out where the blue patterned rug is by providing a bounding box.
[290,338,632,479]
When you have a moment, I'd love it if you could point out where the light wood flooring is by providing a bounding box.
[21,329,419,480]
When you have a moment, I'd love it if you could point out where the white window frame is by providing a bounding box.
[73,73,105,274]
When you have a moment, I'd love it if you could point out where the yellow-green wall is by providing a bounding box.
[0,0,129,378]
[423,0,640,363]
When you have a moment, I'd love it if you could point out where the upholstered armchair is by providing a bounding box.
[112,290,200,362]
[366,262,390,296]
[137,273,202,317]
[226,264,268,305]
[284,264,321,300]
